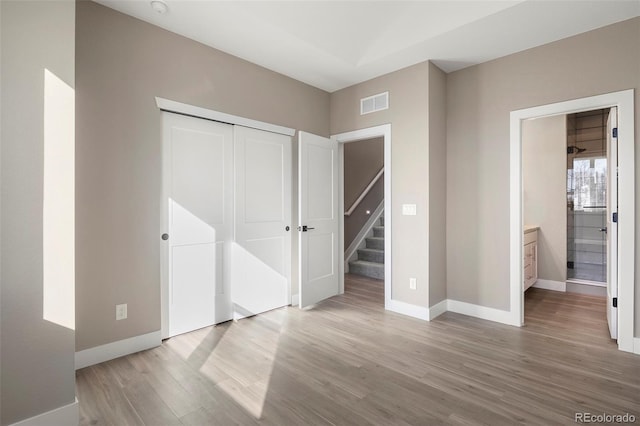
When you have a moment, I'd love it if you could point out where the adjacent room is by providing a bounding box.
[2,1,640,425]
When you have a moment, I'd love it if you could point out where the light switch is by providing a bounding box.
[402,204,417,216]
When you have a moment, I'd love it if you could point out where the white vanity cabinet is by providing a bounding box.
[524,227,538,291]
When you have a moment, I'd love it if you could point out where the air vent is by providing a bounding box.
[360,92,389,115]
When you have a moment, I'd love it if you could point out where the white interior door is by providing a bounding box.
[162,113,233,338]
[298,131,340,308]
[606,107,618,339]
[233,126,292,319]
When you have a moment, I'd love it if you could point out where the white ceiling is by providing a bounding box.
[94,0,640,92]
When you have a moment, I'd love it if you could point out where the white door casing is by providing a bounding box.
[606,107,618,340]
[233,126,292,319]
[298,131,340,309]
[161,112,233,338]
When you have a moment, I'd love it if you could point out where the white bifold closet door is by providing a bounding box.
[162,113,292,338]
[162,112,233,338]
[233,126,292,319]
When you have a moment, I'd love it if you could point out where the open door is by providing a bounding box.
[298,132,340,308]
[606,107,618,339]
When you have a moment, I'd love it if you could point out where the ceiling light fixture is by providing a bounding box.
[150,0,168,14]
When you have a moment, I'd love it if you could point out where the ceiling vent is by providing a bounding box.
[360,92,389,115]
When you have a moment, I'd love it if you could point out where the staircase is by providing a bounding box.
[349,215,384,280]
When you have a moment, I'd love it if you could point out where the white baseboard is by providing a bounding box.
[386,298,515,326]
[428,299,447,320]
[533,279,566,292]
[10,398,78,426]
[75,331,161,370]
[291,293,299,306]
[634,338,640,355]
[386,299,429,321]
[446,299,516,326]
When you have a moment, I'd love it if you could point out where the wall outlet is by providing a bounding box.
[409,278,417,290]
[116,303,127,320]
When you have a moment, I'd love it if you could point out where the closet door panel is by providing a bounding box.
[233,126,291,318]
[162,112,233,338]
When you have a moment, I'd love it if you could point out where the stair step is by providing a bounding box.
[365,237,384,250]
[357,248,384,263]
[349,260,384,280]
[372,226,384,237]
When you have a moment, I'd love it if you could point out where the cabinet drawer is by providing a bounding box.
[524,230,538,245]
[523,242,534,266]
[524,263,534,283]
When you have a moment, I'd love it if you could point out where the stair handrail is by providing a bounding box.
[344,167,384,216]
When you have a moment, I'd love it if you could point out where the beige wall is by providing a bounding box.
[76,1,329,351]
[428,62,447,306]
[446,17,639,329]
[331,61,447,308]
[1,1,76,424]
[344,137,384,248]
[523,115,567,283]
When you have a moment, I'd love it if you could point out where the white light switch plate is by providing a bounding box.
[402,204,417,215]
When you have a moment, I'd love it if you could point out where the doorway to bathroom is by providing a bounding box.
[522,107,617,337]
[511,89,634,353]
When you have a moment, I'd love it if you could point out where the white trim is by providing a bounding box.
[10,398,78,426]
[428,299,447,320]
[566,279,607,288]
[332,124,392,311]
[155,97,295,137]
[291,293,299,306]
[387,299,429,320]
[447,300,517,326]
[75,331,161,370]
[344,167,384,216]
[634,338,640,355]
[532,279,566,292]
[344,201,384,267]
[510,89,635,352]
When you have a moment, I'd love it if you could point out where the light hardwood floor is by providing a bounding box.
[77,275,640,425]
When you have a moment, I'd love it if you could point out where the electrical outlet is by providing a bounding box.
[116,303,127,320]
[409,278,417,290]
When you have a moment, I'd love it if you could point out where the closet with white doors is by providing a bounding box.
[161,111,292,338]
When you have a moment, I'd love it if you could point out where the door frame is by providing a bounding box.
[332,124,392,308]
[509,89,634,353]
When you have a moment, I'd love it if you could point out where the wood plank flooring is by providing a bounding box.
[77,275,640,425]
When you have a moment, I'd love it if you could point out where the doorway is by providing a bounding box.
[510,90,635,353]
[522,107,616,340]
[342,136,385,304]
[333,125,392,309]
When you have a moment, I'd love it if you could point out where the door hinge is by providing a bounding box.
[613,212,618,223]
[613,297,618,308]
[612,128,618,138]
